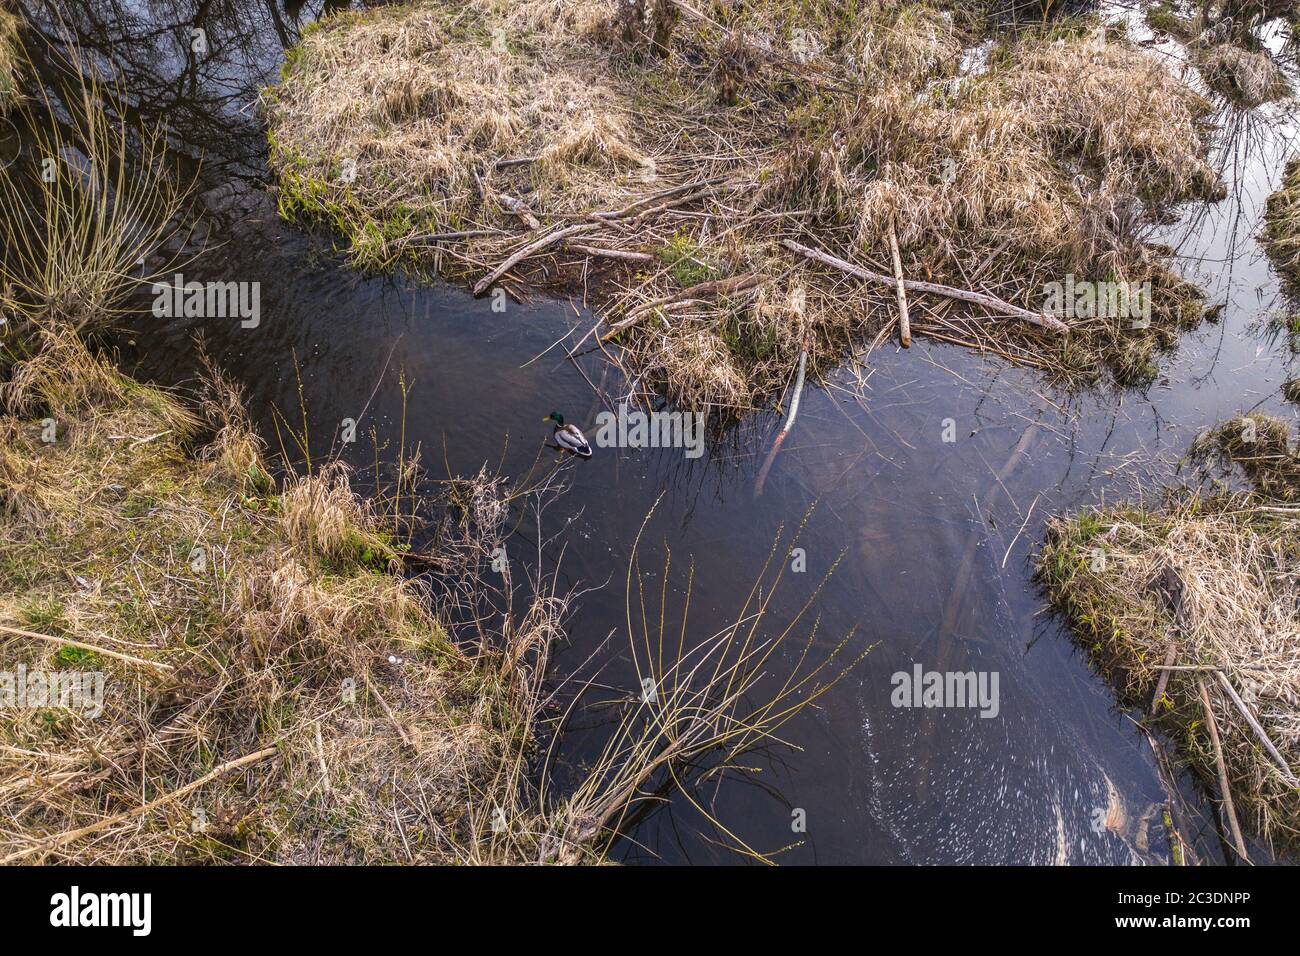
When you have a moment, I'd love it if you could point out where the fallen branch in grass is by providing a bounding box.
[474,223,603,295]
[1151,663,1272,672]
[589,177,727,221]
[1198,677,1251,863]
[0,746,278,864]
[1214,669,1298,786]
[888,220,911,348]
[1152,560,1296,782]
[362,668,415,750]
[0,622,174,673]
[1150,639,1178,715]
[1149,564,1189,715]
[601,273,768,342]
[405,228,508,245]
[782,239,1069,334]
[498,193,541,230]
[569,244,654,263]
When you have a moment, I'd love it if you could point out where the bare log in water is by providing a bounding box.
[754,348,807,498]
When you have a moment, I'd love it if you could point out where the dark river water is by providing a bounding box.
[15,0,1300,864]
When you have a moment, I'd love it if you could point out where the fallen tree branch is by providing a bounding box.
[602,273,767,341]
[404,228,507,245]
[1214,669,1298,786]
[1150,639,1178,715]
[0,622,174,673]
[474,222,603,295]
[887,220,911,348]
[1198,678,1251,864]
[498,193,541,230]
[590,176,727,221]
[362,668,415,750]
[569,244,655,263]
[0,746,278,864]
[782,238,1069,334]
[1150,564,1186,715]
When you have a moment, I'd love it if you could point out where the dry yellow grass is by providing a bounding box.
[265,0,650,270]
[0,16,866,865]
[0,331,518,863]
[0,2,19,115]
[1040,415,1300,853]
[265,1,1224,414]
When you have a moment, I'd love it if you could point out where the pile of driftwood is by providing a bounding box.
[459,166,1069,421]
[465,171,1067,336]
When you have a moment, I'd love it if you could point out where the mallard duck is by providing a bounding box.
[544,411,592,458]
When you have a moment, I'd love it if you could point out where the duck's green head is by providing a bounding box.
[544,411,564,426]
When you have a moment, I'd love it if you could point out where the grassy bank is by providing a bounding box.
[0,331,557,863]
[263,0,1223,416]
[1264,158,1300,287]
[0,54,863,864]
[1039,415,1300,854]
[1146,2,1292,107]
[0,335,858,862]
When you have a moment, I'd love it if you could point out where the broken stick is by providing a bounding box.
[1150,564,1187,715]
[888,220,911,348]
[0,746,278,864]
[474,222,603,296]
[1214,669,1298,786]
[782,238,1068,334]
[1198,678,1251,863]
[589,176,727,221]
[0,622,174,673]
[498,193,541,230]
[601,273,768,342]
[569,244,655,263]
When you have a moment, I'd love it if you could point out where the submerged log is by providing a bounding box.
[754,347,807,498]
